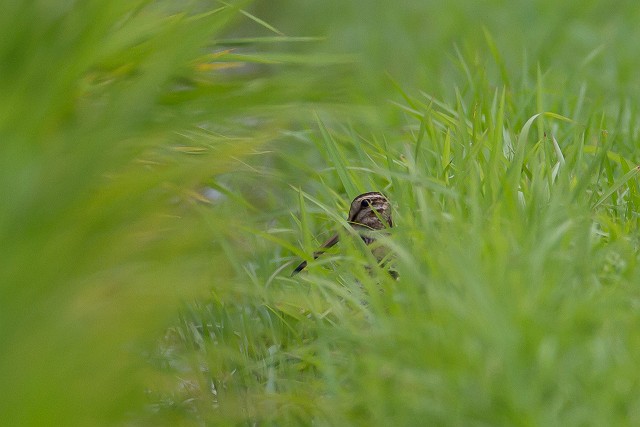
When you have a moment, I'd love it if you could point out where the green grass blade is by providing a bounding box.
[592,164,640,209]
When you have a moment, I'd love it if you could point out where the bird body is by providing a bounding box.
[292,192,392,275]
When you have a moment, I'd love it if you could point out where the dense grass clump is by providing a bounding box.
[147,73,640,425]
[2,0,640,426]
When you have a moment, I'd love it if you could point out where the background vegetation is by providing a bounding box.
[2,0,639,425]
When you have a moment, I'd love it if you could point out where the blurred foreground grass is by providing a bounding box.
[0,1,275,425]
[2,0,640,426]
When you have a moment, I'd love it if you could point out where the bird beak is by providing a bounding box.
[291,233,340,275]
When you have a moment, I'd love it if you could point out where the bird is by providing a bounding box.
[291,192,393,275]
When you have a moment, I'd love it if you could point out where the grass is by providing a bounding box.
[2,0,640,426]
[151,81,640,425]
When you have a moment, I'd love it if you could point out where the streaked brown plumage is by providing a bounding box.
[292,192,392,275]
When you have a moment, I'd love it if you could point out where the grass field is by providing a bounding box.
[2,1,640,425]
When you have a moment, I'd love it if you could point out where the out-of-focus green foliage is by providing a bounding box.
[0,1,275,425]
[253,0,640,113]
[3,0,640,425]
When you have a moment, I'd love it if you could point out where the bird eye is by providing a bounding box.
[360,199,370,208]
